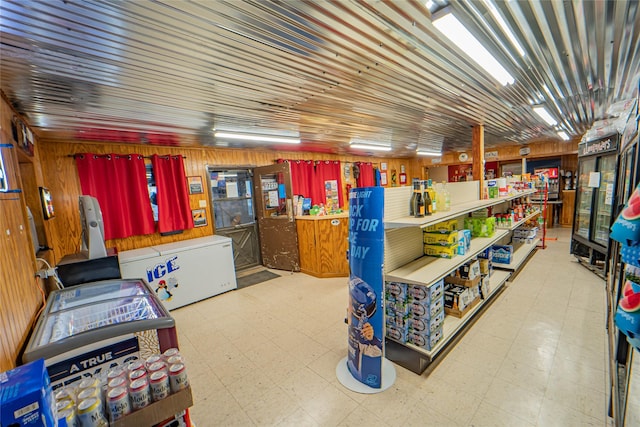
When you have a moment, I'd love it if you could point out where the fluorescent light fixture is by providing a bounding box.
[432,9,515,86]
[481,0,525,57]
[350,143,392,152]
[417,150,442,157]
[532,106,558,126]
[557,131,570,141]
[214,131,300,144]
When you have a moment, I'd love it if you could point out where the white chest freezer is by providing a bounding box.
[118,235,237,310]
[22,279,178,390]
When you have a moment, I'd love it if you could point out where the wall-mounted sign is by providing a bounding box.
[519,147,531,156]
[578,134,619,157]
[458,153,469,162]
[485,151,499,160]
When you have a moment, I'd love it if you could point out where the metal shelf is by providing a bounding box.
[494,238,540,271]
[387,269,511,359]
[384,189,536,229]
[386,230,509,287]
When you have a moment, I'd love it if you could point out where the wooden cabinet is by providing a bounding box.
[296,214,349,278]
[560,190,575,227]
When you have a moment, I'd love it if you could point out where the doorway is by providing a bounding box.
[207,168,261,271]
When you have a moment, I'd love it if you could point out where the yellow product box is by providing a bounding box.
[423,219,458,233]
[422,230,458,246]
[423,243,457,259]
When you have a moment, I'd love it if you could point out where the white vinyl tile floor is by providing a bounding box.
[171,227,612,426]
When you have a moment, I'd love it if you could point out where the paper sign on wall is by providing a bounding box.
[588,172,601,188]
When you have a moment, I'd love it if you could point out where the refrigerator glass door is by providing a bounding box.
[593,155,617,246]
[574,157,597,239]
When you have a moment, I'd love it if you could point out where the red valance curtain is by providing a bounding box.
[355,162,375,187]
[151,155,194,233]
[278,159,314,199]
[75,153,155,240]
[313,160,344,207]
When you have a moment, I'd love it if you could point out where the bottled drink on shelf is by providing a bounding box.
[423,180,432,216]
[443,182,451,211]
[409,178,419,216]
[412,180,425,218]
[426,179,437,214]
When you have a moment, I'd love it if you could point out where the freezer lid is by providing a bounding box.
[152,235,232,255]
[47,279,153,312]
[118,246,161,263]
[22,279,175,362]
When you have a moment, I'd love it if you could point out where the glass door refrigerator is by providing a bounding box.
[22,278,178,390]
[571,133,620,277]
[606,109,639,426]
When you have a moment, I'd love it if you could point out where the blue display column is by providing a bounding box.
[336,186,396,393]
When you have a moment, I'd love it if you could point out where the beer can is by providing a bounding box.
[129,378,151,410]
[162,348,180,360]
[149,370,171,401]
[129,368,147,382]
[147,361,167,375]
[107,386,131,421]
[77,397,108,427]
[166,355,184,365]
[168,363,189,393]
[126,360,145,373]
[145,354,163,368]
[77,386,100,402]
[56,398,74,413]
[106,366,127,383]
[57,408,78,427]
[55,387,76,404]
[107,376,127,390]
[77,377,100,393]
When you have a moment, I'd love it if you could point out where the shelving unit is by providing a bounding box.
[383,182,541,374]
[494,238,541,272]
[387,230,509,285]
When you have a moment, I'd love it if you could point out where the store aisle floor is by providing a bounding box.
[172,227,610,426]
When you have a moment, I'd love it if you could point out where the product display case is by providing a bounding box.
[606,108,639,427]
[23,279,178,388]
[571,133,620,277]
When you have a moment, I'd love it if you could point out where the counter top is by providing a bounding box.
[296,212,349,220]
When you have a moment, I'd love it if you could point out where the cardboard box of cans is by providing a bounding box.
[0,359,56,427]
[444,284,479,317]
[423,218,458,233]
[407,326,444,350]
[424,244,457,258]
[423,230,458,246]
[385,280,445,344]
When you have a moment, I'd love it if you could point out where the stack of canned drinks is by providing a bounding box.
[54,348,189,426]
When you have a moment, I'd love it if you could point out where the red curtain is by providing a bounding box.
[356,162,375,187]
[151,155,194,233]
[278,159,314,199]
[75,153,155,240]
[313,160,344,207]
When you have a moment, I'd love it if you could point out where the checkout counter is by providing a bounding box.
[296,213,349,278]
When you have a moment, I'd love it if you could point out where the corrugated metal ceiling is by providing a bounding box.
[1,0,638,156]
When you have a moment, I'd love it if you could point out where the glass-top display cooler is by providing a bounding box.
[23,278,178,390]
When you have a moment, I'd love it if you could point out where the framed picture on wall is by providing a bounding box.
[192,208,207,227]
[380,172,388,186]
[187,176,203,194]
[39,187,55,219]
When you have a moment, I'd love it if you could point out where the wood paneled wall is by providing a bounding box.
[0,97,43,371]
[38,139,419,257]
